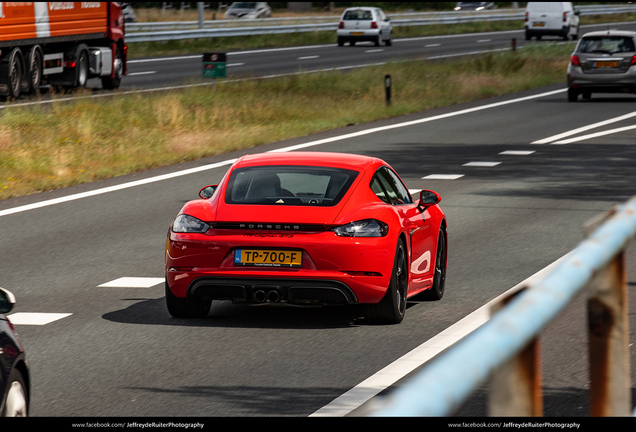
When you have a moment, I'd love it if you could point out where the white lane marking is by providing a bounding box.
[552,123,636,144]
[428,47,508,60]
[98,277,164,288]
[127,71,157,76]
[0,88,564,217]
[228,63,245,67]
[425,43,441,47]
[499,150,535,155]
[310,252,571,417]
[7,312,72,325]
[531,110,636,144]
[298,55,320,60]
[477,39,492,43]
[421,174,465,180]
[366,49,384,53]
[463,161,501,167]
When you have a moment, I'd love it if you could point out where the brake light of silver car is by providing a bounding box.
[338,21,344,29]
[371,21,378,29]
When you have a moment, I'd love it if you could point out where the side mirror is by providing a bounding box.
[199,185,218,199]
[418,190,441,211]
[0,287,16,314]
[574,10,580,16]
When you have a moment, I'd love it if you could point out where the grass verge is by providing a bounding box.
[0,43,572,201]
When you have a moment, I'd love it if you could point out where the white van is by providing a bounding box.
[525,2,580,41]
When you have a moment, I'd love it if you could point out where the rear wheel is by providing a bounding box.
[421,229,447,301]
[165,280,211,318]
[2,369,27,417]
[568,87,579,102]
[6,48,23,99]
[364,239,407,324]
[27,48,43,94]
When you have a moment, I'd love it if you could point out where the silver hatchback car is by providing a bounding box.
[567,30,636,101]
[337,7,392,47]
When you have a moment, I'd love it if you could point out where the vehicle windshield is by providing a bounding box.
[343,9,373,21]
[225,166,359,206]
[231,2,256,9]
[579,36,635,54]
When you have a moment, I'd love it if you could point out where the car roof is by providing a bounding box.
[235,152,384,170]
[343,7,378,11]
[581,30,636,38]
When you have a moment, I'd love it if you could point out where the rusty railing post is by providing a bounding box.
[488,287,543,416]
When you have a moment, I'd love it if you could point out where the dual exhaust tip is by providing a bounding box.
[254,289,281,303]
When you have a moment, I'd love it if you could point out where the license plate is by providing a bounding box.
[594,61,618,68]
[532,22,545,27]
[234,249,302,268]
[351,32,364,36]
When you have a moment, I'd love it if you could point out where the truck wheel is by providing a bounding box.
[28,48,43,94]
[7,48,23,99]
[77,50,88,89]
[102,46,123,90]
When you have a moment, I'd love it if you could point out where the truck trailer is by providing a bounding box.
[0,2,127,99]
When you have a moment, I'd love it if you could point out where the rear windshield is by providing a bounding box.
[579,36,635,54]
[343,9,373,21]
[231,2,256,9]
[527,2,563,13]
[225,166,358,206]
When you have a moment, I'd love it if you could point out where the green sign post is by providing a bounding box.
[203,52,227,78]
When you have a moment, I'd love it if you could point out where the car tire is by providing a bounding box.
[338,37,345,47]
[525,30,531,41]
[385,32,393,46]
[350,40,356,47]
[2,369,28,417]
[420,228,447,301]
[375,34,381,47]
[165,280,211,318]
[582,91,591,100]
[568,87,579,102]
[364,239,407,324]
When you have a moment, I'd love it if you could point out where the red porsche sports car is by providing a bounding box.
[165,152,447,324]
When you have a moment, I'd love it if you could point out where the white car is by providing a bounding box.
[525,2,580,41]
[337,7,392,47]
[224,2,271,20]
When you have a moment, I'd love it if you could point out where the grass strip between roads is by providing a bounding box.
[1,43,572,201]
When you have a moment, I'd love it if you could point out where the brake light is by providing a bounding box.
[525,12,529,22]
[338,21,344,29]
[571,55,581,67]
[631,55,636,66]
[371,21,378,29]
[563,12,567,22]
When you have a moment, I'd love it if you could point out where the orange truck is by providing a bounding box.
[0,2,127,98]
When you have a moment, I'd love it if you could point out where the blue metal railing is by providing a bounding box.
[370,196,636,416]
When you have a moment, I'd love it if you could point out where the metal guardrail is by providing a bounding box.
[367,196,636,416]
[126,5,636,43]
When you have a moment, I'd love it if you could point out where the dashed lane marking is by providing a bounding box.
[499,150,535,155]
[421,174,465,180]
[98,277,164,288]
[7,312,72,325]
[463,161,502,167]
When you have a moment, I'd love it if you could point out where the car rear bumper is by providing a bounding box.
[337,29,381,42]
[186,276,358,305]
[568,66,636,93]
[165,229,398,304]
[525,25,568,37]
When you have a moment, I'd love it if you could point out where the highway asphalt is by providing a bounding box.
[0,25,635,418]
